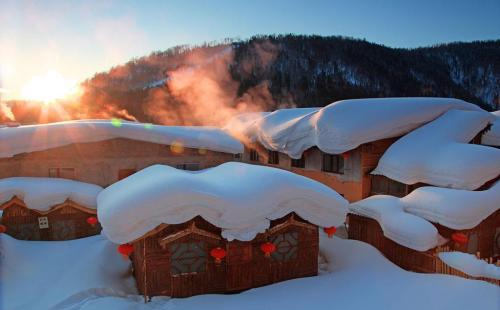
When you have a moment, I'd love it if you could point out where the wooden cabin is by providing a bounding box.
[242,138,397,203]
[0,196,100,241]
[128,213,319,298]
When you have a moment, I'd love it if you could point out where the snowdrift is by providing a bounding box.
[0,177,102,211]
[482,110,500,147]
[226,97,482,158]
[439,252,500,280]
[98,162,349,244]
[372,109,500,190]
[0,119,243,158]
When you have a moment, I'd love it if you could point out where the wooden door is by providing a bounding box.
[226,242,253,291]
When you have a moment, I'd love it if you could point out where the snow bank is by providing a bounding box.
[373,109,500,190]
[226,97,482,158]
[439,252,500,280]
[349,195,441,251]
[403,181,500,230]
[98,162,348,244]
[0,177,102,211]
[0,119,243,158]
[0,234,136,310]
[482,110,500,146]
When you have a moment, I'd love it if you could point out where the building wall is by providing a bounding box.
[0,138,237,187]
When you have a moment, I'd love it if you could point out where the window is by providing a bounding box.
[268,151,279,165]
[322,153,344,174]
[249,149,259,162]
[176,163,200,171]
[118,169,136,180]
[170,242,207,276]
[233,153,242,160]
[291,156,305,168]
[371,175,407,197]
[48,168,75,179]
[270,231,299,262]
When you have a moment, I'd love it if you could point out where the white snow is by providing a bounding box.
[482,111,500,147]
[372,109,500,190]
[439,252,500,280]
[403,181,500,230]
[349,195,442,251]
[97,162,349,244]
[0,177,102,211]
[226,97,482,158]
[0,119,243,158]
[2,234,499,310]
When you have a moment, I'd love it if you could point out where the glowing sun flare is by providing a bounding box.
[21,71,79,103]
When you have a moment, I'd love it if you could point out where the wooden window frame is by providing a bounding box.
[268,150,280,165]
[291,156,305,168]
[321,153,344,174]
[48,167,76,179]
[249,149,259,162]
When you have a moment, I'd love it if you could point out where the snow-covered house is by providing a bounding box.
[226,98,482,202]
[97,163,348,298]
[0,178,102,240]
[0,120,243,187]
[347,109,500,279]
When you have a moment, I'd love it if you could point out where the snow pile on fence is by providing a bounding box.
[0,119,243,158]
[349,195,442,251]
[372,109,500,190]
[98,162,349,244]
[482,110,500,147]
[226,97,481,158]
[403,181,500,230]
[0,177,102,211]
[438,252,500,280]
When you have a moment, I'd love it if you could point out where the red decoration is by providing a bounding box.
[117,244,134,257]
[260,242,276,257]
[86,216,98,227]
[451,232,468,245]
[342,152,350,160]
[0,225,7,234]
[210,247,227,263]
[323,226,337,238]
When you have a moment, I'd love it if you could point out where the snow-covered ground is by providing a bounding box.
[1,234,498,310]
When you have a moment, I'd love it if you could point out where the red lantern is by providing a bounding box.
[451,232,468,245]
[86,216,98,227]
[323,226,337,238]
[342,152,350,160]
[117,244,134,257]
[210,247,227,263]
[260,242,276,257]
[0,225,7,234]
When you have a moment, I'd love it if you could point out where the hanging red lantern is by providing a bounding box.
[260,242,276,257]
[342,152,350,160]
[451,232,468,245]
[323,226,337,238]
[210,247,227,263]
[0,224,7,234]
[86,216,98,227]
[117,244,134,257]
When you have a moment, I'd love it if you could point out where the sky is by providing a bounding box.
[1,0,499,100]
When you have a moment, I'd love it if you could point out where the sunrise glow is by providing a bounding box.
[20,71,79,104]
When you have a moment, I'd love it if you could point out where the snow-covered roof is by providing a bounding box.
[98,162,348,244]
[438,252,500,280]
[0,119,243,158]
[372,109,500,190]
[481,110,500,147]
[349,180,500,250]
[349,195,442,251]
[225,97,482,158]
[0,177,103,211]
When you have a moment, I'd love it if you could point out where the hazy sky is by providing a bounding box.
[1,0,499,99]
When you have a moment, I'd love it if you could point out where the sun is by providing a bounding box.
[21,71,79,104]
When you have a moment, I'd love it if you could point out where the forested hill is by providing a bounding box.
[6,35,500,125]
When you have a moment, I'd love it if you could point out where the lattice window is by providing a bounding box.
[270,231,299,262]
[170,242,207,276]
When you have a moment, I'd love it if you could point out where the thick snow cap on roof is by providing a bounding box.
[0,177,102,211]
[349,195,442,251]
[98,162,349,244]
[481,111,500,147]
[438,252,500,280]
[403,181,500,230]
[226,97,481,159]
[372,109,500,190]
[0,119,243,158]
